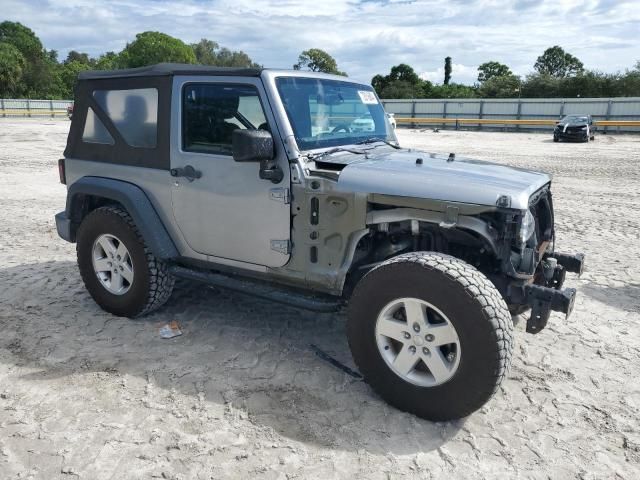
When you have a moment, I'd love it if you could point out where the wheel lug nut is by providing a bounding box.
[409,346,416,354]
[422,347,430,355]
[117,255,121,261]
[425,334,435,342]
[447,352,456,362]
[412,323,420,333]
[403,332,411,340]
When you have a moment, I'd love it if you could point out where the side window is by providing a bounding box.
[93,88,158,148]
[82,107,114,145]
[182,84,268,156]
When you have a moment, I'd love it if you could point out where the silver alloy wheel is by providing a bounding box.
[375,298,461,387]
[92,233,134,295]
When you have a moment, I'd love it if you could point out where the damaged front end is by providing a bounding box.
[498,186,585,333]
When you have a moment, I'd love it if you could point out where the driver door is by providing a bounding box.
[170,77,291,267]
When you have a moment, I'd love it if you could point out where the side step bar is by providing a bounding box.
[169,265,343,313]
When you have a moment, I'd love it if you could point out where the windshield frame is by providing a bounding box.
[272,74,397,153]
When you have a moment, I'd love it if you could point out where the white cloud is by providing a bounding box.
[2,0,639,85]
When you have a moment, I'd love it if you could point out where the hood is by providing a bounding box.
[556,117,589,128]
[330,149,551,210]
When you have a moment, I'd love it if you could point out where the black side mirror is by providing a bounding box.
[232,128,283,183]
[232,129,274,162]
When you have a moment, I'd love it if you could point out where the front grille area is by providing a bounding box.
[557,125,587,137]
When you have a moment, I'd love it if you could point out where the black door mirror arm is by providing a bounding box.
[259,159,284,184]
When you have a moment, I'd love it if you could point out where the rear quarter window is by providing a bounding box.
[93,88,158,148]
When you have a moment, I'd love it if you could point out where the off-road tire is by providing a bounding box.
[347,252,513,421]
[76,206,175,317]
[553,135,559,142]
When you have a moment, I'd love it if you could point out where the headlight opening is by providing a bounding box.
[518,209,536,244]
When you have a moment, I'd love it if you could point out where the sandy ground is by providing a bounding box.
[0,119,639,479]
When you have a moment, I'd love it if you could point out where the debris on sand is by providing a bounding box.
[159,321,182,339]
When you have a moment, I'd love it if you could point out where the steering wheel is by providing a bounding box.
[331,124,351,134]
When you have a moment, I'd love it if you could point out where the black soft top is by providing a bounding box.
[78,63,263,80]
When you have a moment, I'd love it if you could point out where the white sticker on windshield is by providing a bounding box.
[358,90,378,105]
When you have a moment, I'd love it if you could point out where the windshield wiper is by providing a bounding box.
[355,137,401,149]
[310,147,367,161]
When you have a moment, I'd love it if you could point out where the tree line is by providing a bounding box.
[0,21,349,99]
[372,47,640,99]
[1,20,638,99]
[0,22,265,99]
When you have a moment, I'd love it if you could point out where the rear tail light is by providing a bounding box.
[58,158,66,184]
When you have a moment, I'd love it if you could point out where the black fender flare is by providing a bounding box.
[65,176,179,260]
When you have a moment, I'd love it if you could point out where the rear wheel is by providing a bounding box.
[347,252,513,421]
[553,135,559,142]
[76,206,175,317]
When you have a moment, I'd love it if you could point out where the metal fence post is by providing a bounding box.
[411,100,416,129]
[559,100,565,118]
[515,99,522,132]
[478,100,484,131]
[605,99,612,133]
[443,100,447,128]
[0,99,4,118]
[27,99,31,118]
[50,100,55,118]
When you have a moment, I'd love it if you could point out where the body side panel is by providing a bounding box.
[64,159,202,261]
[63,174,179,259]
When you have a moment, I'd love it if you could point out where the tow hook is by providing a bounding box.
[524,284,577,334]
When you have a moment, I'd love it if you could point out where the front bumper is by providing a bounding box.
[55,211,74,242]
[524,252,585,333]
[555,130,589,141]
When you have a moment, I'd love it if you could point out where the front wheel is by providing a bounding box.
[347,252,513,421]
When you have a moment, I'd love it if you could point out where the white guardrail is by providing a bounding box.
[381,97,640,132]
[2,97,639,131]
[0,99,73,118]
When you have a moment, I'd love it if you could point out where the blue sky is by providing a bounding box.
[3,0,639,84]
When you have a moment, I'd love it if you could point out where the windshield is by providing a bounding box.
[275,77,396,151]
[561,115,589,123]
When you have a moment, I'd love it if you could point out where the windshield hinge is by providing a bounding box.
[269,187,290,204]
[270,239,291,255]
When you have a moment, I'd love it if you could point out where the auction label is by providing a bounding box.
[358,90,378,104]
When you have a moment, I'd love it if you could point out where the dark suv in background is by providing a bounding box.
[554,114,596,142]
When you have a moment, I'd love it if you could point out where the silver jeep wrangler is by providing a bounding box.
[55,63,584,421]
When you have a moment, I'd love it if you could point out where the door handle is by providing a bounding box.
[170,165,202,182]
